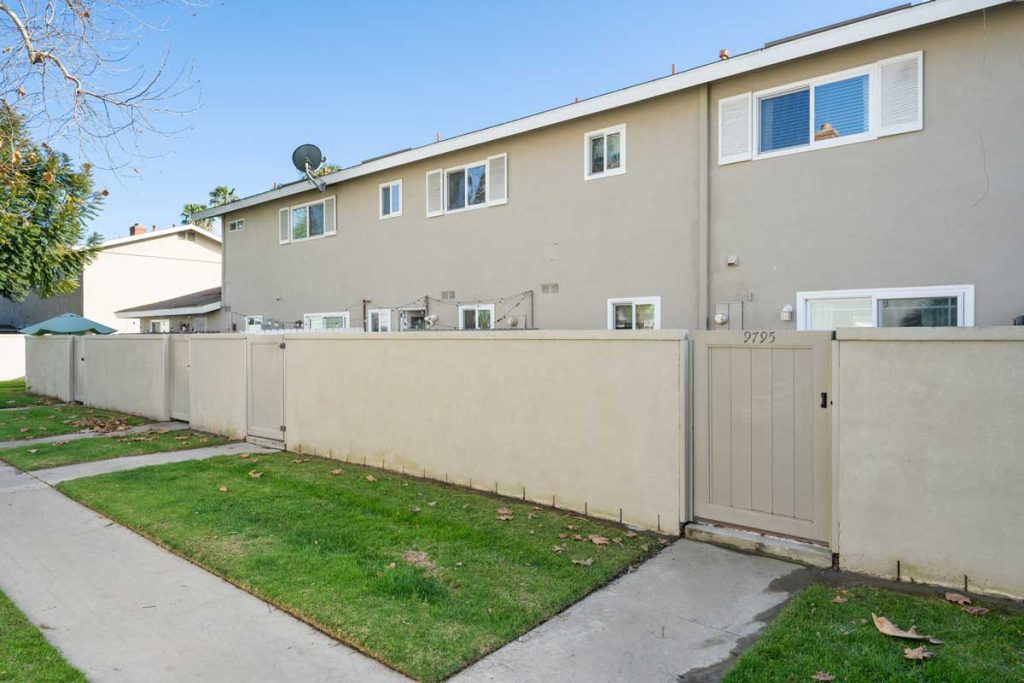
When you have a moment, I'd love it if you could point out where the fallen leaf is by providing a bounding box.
[572,534,583,541]
[330,468,344,475]
[365,475,376,482]
[565,524,578,531]
[811,673,835,682]
[427,501,437,507]
[944,592,971,606]
[527,512,537,519]
[872,614,943,644]
[248,470,262,479]
[572,557,594,566]
[904,646,934,660]
[410,507,421,513]
[558,533,568,539]
[832,595,847,604]
[612,538,623,544]
[553,545,565,553]
[38,623,55,630]
[217,486,227,492]
[962,605,989,616]
[588,534,610,546]
[28,448,38,453]
[625,530,638,538]
[462,503,469,509]
[496,507,514,521]
[386,562,396,569]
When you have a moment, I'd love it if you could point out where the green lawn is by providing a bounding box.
[725,583,1024,682]
[0,379,54,409]
[0,587,85,683]
[58,452,656,681]
[0,430,232,471]
[0,406,146,442]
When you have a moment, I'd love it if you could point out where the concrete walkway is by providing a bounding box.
[0,458,405,683]
[0,421,188,450]
[456,539,809,682]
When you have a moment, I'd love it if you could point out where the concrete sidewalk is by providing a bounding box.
[455,539,810,682]
[0,421,188,450]
[0,461,405,683]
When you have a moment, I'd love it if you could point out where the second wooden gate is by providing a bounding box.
[247,335,285,444]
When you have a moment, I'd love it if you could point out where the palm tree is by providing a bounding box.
[181,203,213,229]
[208,185,238,207]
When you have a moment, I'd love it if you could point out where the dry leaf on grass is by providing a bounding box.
[565,524,578,531]
[625,530,638,538]
[871,614,943,644]
[553,545,565,554]
[572,534,583,541]
[27,448,38,454]
[386,562,396,570]
[527,512,537,519]
[217,486,227,492]
[238,453,250,459]
[811,673,835,682]
[402,550,437,575]
[558,533,567,539]
[944,592,971,605]
[496,507,514,521]
[410,507,422,513]
[588,535,609,546]
[428,501,437,507]
[291,458,309,464]
[904,646,934,660]
[248,470,262,479]
[832,595,847,604]
[962,605,989,616]
[365,475,376,482]
[572,557,594,566]
[330,468,344,475]
[612,538,623,545]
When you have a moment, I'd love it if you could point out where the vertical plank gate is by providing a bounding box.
[246,335,285,444]
[692,331,832,543]
[169,337,190,421]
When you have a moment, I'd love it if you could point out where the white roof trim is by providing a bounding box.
[98,224,222,249]
[194,0,1010,220]
[115,300,222,319]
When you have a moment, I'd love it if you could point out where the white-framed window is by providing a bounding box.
[459,304,495,330]
[279,197,337,244]
[245,315,264,333]
[192,317,207,333]
[400,309,427,331]
[796,285,974,331]
[227,219,245,232]
[149,319,170,333]
[719,52,923,165]
[379,180,402,219]
[584,124,626,180]
[368,308,391,332]
[303,312,349,331]
[425,153,507,217]
[607,296,661,330]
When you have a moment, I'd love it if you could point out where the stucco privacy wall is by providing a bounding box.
[188,335,247,438]
[24,336,73,402]
[284,331,687,531]
[0,335,26,381]
[834,327,1024,598]
[80,336,170,421]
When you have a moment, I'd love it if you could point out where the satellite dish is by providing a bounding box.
[291,144,328,192]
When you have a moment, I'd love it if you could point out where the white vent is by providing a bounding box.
[487,153,507,204]
[718,92,752,165]
[426,169,443,217]
[879,51,923,136]
[278,208,289,244]
[324,196,337,235]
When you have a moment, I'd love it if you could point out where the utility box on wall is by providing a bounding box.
[713,301,743,330]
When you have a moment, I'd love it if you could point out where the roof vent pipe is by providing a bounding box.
[719,49,730,60]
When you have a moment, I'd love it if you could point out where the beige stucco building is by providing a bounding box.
[196,0,1024,334]
[0,225,222,333]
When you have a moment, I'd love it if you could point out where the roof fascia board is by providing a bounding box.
[115,301,222,318]
[194,0,1007,220]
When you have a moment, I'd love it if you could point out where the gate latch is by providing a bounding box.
[278,342,286,350]
[820,392,828,409]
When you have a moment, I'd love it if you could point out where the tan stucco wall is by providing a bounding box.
[221,92,702,332]
[834,327,1024,598]
[0,335,26,382]
[188,335,248,438]
[80,336,170,420]
[709,4,1024,329]
[283,331,687,531]
[25,336,74,402]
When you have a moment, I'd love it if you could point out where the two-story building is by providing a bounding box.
[195,0,1024,333]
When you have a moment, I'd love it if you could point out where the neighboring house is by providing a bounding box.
[195,0,1024,333]
[115,287,225,333]
[0,225,222,333]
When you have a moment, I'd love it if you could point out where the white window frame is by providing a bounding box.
[303,311,350,331]
[753,63,880,161]
[458,304,495,330]
[379,180,402,220]
[149,319,170,333]
[227,219,245,232]
[368,308,392,332]
[191,317,207,333]
[443,159,490,214]
[280,197,336,245]
[796,284,974,330]
[245,315,264,333]
[584,124,626,180]
[607,296,661,330]
[399,308,427,331]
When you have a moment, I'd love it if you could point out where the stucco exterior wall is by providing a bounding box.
[834,327,1024,598]
[220,92,702,332]
[80,336,170,420]
[0,335,26,382]
[24,336,74,402]
[283,331,687,531]
[0,287,83,331]
[188,335,248,438]
[709,5,1024,329]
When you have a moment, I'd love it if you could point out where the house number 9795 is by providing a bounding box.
[743,331,776,344]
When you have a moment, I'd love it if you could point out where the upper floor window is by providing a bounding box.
[227,219,245,232]
[796,285,973,331]
[607,296,660,330]
[459,304,494,330]
[719,52,923,165]
[279,197,336,244]
[303,312,349,330]
[584,125,625,180]
[426,154,507,217]
[380,180,402,219]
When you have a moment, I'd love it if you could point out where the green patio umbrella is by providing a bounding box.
[19,313,116,336]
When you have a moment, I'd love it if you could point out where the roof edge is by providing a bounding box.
[115,300,222,318]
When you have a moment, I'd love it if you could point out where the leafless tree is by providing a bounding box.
[0,0,198,170]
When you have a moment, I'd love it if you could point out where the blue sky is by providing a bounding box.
[90,0,896,240]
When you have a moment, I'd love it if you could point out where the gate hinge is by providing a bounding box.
[279,342,286,349]
[279,425,286,432]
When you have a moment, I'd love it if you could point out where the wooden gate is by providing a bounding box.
[692,331,832,543]
[72,337,86,403]
[246,335,285,443]
[169,337,190,421]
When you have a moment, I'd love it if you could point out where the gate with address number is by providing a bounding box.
[692,330,832,544]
